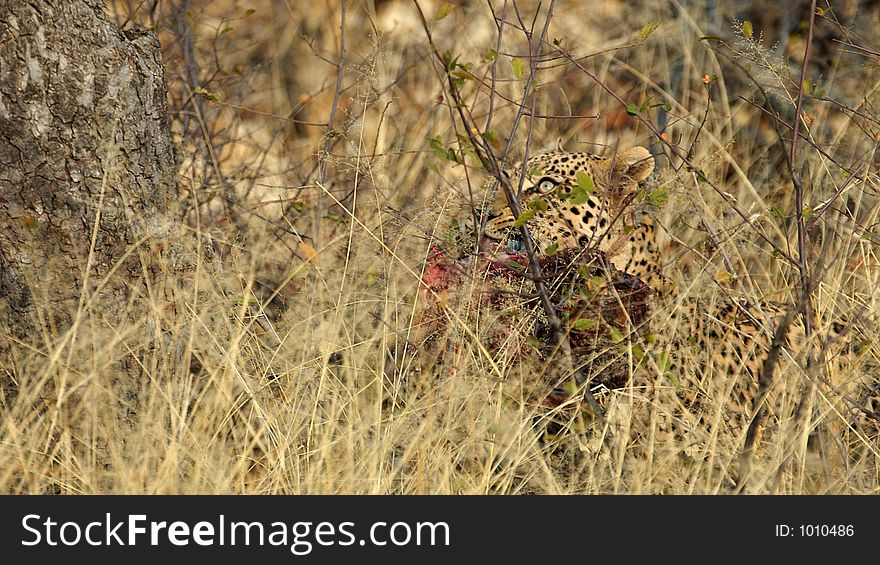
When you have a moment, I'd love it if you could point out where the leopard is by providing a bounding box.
[477,145,878,459]
[482,146,660,289]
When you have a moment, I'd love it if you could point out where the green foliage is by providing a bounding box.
[608,327,625,343]
[529,198,549,212]
[644,187,668,208]
[513,210,535,227]
[638,21,660,41]
[511,57,526,79]
[802,78,826,98]
[482,129,501,150]
[626,96,671,116]
[575,171,595,195]
[630,344,646,360]
[557,172,593,205]
[572,318,597,331]
[429,136,463,164]
[656,351,672,373]
[433,3,453,21]
[193,86,218,101]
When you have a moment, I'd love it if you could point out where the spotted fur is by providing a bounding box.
[483,146,660,286]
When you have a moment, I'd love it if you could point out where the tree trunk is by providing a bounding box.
[0,0,176,336]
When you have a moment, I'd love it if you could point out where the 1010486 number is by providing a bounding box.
[800,525,854,537]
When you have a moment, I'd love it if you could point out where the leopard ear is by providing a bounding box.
[615,146,653,182]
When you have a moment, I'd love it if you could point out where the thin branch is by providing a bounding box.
[785,2,819,475]
[316,0,347,229]
[790,0,818,345]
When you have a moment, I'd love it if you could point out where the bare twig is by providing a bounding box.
[316,0,347,222]
[779,1,822,482]
[789,0,819,347]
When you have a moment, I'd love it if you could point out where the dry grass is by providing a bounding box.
[2,0,879,494]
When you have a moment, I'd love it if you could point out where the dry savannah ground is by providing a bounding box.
[2,0,879,494]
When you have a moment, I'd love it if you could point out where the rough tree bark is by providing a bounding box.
[0,0,176,338]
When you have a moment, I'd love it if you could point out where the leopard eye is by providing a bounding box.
[536,177,557,193]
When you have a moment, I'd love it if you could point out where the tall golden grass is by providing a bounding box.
[1,0,878,494]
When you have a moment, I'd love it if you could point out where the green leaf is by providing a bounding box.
[433,2,453,21]
[802,77,813,94]
[484,48,497,61]
[741,20,753,39]
[552,37,562,46]
[626,103,640,116]
[193,86,218,101]
[513,210,535,228]
[638,21,660,41]
[608,327,625,343]
[511,57,526,79]
[451,68,473,82]
[567,185,588,205]
[529,198,548,212]
[562,379,578,395]
[429,135,445,155]
[428,136,461,163]
[324,214,345,223]
[575,171,595,195]
[290,201,306,213]
[657,351,671,373]
[631,344,645,360]
[645,187,668,207]
[441,50,459,70]
[482,129,502,149]
[572,318,597,331]
[366,265,380,286]
[544,243,558,255]
[244,8,255,16]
